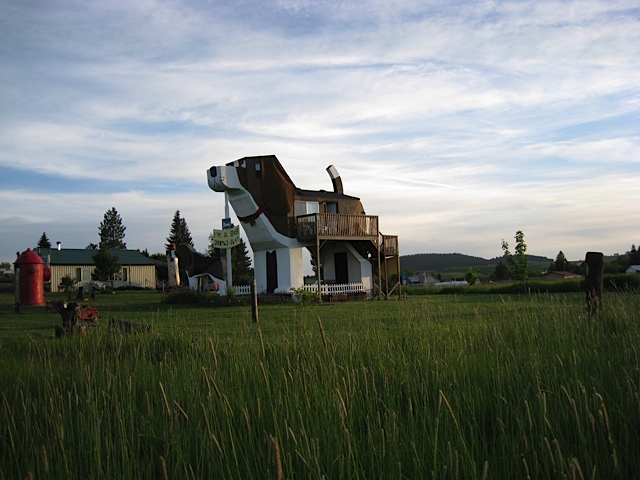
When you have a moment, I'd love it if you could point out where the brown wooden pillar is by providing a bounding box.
[397,252,402,299]
[316,229,322,304]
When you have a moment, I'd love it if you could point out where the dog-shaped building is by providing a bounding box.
[207,155,399,296]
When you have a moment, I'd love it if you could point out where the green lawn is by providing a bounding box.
[0,288,638,478]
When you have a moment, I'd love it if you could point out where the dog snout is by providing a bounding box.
[207,165,228,192]
[207,166,220,191]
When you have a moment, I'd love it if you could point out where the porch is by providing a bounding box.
[295,213,401,300]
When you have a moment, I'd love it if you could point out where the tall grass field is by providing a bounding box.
[1,290,638,478]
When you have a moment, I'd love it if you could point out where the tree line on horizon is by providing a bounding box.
[400,232,639,282]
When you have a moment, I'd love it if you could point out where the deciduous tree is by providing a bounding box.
[627,244,640,265]
[502,230,528,282]
[92,247,121,282]
[464,267,478,285]
[492,261,509,280]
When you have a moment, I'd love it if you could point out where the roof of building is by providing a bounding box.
[546,270,577,278]
[48,249,156,266]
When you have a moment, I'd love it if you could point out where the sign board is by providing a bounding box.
[222,218,232,229]
[211,225,241,249]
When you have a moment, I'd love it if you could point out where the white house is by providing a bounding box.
[626,265,640,275]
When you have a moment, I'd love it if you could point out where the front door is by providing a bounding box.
[334,252,348,284]
[266,251,278,293]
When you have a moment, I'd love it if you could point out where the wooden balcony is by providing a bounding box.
[296,213,379,241]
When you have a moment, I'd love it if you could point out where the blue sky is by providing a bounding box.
[1,0,638,265]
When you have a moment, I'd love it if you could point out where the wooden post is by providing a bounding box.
[316,226,322,304]
[384,255,389,299]
[377,232,382,300]
[251,278,259,323]
[585,251,604,315]
[396,251,402,299]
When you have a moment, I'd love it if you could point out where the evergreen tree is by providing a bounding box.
[230,239,253,285]
[206,233,253,285]
[553,251,568,271]
[99,207,127,249]
[37,232,52,249]
[166,210,194,250]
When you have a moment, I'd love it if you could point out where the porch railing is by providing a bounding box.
[296,213,379,240]
[300,282,369,295]
[228,283,368,296]
[380,235,399,257]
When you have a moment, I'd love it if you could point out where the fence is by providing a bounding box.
[231,285,252,295]
[231,283,369,296]
[300,282,369,295]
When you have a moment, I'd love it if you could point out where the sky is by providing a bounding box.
[1,0,638,267]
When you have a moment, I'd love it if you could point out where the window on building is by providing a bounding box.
[294,201,319,217]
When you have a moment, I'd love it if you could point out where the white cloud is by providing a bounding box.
[1,0,638,263]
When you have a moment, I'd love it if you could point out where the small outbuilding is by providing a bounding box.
[626,265,640,275]
[406,273,440,286]
[545,271,578,280]
[36,247,156,292]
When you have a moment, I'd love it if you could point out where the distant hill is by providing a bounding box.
[400,253,553,272]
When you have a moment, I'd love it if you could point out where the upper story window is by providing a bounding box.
[294,201,319,216]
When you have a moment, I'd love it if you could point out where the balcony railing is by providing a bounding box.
[380,235,399,257]
[296,213,379,241]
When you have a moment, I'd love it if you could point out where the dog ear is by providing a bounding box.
[261,158,295,217]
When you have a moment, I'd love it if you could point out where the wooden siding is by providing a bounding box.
[49,264,156,292]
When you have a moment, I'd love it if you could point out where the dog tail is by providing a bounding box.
[326,165,343,194]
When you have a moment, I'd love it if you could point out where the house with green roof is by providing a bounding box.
[37,247,157,292]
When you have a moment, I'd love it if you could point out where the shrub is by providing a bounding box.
[290,287,319,306]
[163,288,210,304]
[162,288,248,306]
[58,275,77,292]
[604,274,640,292]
